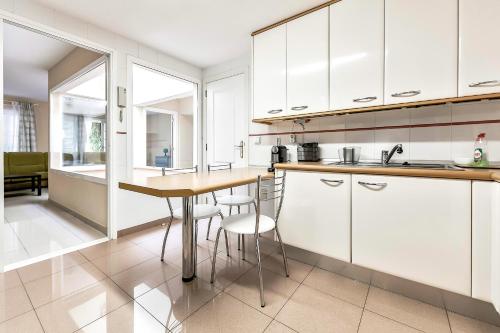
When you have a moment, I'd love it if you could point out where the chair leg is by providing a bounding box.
[206,217,213,240]
[275,227,290,277]
[237,234,241,251]
[255,237,265,307]
[160,216,173,262]
[242,234,246,260]
[229,206,232,216]
[210,227,223,283]
[224,230,230,256]
[238,205,241,214]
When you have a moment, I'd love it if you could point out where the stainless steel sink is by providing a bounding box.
[323,161,463,170]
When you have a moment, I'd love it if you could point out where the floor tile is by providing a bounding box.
[91,245,155,276]
[123,225,170,245]
[358,310,421,333]
[264,320,296,333]
[162,244,214,268]
[79,238,135,261]
[261,252,313,283]
[172,292,272,332]
[136,276,220,330]
[276,284,362,333]
[0,310,44,333]
[448,311,500,333]
[1,248,31,266]
[24,262,107,308]
[0,270,22,292]
[302,267,369,307]
[197,253,254,290]
[17,251,88,283]
[35,279,132,333]
[365,287,450,333]
[78,301,166,333]
[0,286,33,323]
[110,257,180,298]
[225,267,300,317]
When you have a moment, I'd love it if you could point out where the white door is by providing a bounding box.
[459,0,500,96]
[253,25,287,119]
[287,7,329,115]
[279,171,351,262]
[384,0,458,104]
[352,175,471,295]
[330,0,384,110]
[206,74,248,167]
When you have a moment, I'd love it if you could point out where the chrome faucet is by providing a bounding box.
[381,144,403,166]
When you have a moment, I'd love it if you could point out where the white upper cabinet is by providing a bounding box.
[330,0,384,110]
[253,25,287,119]
[287,8,329,115]
[459,0,500,96]
[384,0,458,104]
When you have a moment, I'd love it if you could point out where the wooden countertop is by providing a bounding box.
[118,167,271,197]
[275,162,500,182]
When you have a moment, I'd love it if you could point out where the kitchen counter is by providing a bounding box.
[275,162,500,181]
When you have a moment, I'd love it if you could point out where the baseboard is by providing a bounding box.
[282,243,500,327]
[48,199,107,234]
[117,217,174,237]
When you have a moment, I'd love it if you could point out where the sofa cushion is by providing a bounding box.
[3,153,10,176]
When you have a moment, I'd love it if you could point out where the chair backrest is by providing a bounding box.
[162,165,198,176]
[207,162,232,172]
[254,170,286,236]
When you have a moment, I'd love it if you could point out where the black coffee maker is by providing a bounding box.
[269,138,288,172]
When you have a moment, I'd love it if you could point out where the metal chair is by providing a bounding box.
[160,166,229,269]
[207,163,255,247]
[210,170,289,307]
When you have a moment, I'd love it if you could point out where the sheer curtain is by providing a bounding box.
[3,102,20,152]
[14,101,37,152]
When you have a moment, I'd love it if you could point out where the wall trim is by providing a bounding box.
[117,216,174,237]
[48,198,107,234]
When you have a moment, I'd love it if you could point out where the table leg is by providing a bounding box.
[182,196,196,282]
[37,176,42,196]
[31,177,35,192]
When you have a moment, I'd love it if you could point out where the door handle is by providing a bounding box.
[469,80,500,88]
[353,96,377,103]
[234,140,244,159]
[320,179,344,187]
[391,90,421,98]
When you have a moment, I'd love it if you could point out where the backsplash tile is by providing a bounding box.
[248,100,500,166]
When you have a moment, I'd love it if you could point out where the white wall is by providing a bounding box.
[0,0,202,233]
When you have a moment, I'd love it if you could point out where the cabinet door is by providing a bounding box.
[352,175,471,295]
[330,0,384,110]
[459,0,500,96]
[287,8,329,115]
[279,171,351,262]
[384,0,457,104]
[492,182,500,313]
[253,25,287,119]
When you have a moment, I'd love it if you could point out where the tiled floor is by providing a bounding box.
[0,218,499,332]
[2,191,106,266]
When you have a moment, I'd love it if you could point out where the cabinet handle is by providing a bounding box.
[320,179,344,186]
[267,109,283,114]
[353,96,377,103]
[391,90,421,98]
[469,80,500,88]
[291,106,308,111]
[358,181,387,188]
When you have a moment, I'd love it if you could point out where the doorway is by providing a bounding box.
[1,22,110,270]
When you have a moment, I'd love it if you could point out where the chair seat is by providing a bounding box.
[173,204,221,220]
[217,194,254,206]
[221,213,275,235]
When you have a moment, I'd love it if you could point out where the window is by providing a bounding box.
[132,64,197,169]
[51,61,107,171]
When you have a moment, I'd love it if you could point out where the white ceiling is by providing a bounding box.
[31,0,326,68]
[3,23,76,101]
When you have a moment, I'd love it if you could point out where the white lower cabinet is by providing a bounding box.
[279,171,351,262]
[491,182,500,312]
[352,175,471,295]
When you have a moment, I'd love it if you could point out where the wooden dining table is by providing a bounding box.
[118,167,271,282]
